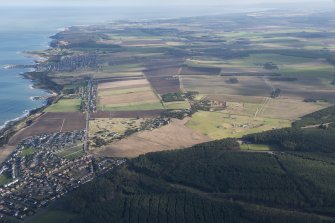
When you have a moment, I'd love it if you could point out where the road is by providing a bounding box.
[83,79,93,153]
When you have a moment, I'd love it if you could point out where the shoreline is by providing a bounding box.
[0,32,62,147]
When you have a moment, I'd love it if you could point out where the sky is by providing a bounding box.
[0,0,331,7]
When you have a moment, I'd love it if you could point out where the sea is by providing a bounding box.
[0,4,331,129]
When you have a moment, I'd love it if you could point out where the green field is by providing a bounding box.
[99,102,164,111]
[45,98,81,113]
[56,145,84,160]
[164,101,190,110]
[20,147,36,157]
[0,173,11,186]
[186,111,291,139]
[240,144,271,151]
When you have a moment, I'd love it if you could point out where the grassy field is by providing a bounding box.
[164,101,190,110]
[20,147,36,157]
[240,144,271,151]
[56,145,84,160]
[186,111,291,139]
[0,173,11,186]
[45,98,81,113]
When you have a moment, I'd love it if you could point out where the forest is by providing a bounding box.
[36,133,335,223]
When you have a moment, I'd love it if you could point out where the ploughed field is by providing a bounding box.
[8,112,85,145]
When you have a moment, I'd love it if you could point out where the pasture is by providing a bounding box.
[56,145,84,160]
[186,111,291,140]
[44,98,81,113]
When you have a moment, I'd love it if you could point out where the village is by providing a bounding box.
[0,131,125,220]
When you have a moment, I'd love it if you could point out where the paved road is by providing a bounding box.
[83,80,92,153]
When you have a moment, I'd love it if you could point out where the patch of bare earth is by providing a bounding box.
[0,146,15,165]
[93,118,210,158]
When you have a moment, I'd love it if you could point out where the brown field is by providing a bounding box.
[268,77,335,103]
[91,110,164,119]
[0,146,15,165]
[9,112,85,145]
[146,76,180,94]
[99,83,148,92]
[145,67,181,94]
[98,79,149,90]
[93,118,210,158]
[97,78,162,110]
[99,91,158,105]
[258,98,331,120]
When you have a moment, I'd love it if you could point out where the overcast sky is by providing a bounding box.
[0,0,331,6]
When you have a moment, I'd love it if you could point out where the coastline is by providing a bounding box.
[0,37,61,147]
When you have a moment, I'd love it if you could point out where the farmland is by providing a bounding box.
[44,98,81,113]
[95,118,210,158]
[97,79,164,111]
[8,112,85,145]
[186,111,291,139]
[163,101,190,110]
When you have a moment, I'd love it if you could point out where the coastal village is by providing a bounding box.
[0,130,125,220]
